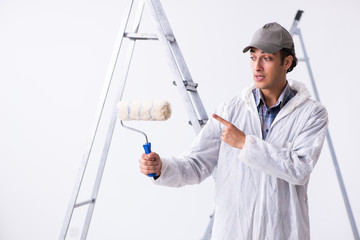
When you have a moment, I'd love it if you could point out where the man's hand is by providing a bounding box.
[139,152,162,177]
[212,113,246,149]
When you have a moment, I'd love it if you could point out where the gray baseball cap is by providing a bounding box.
[243,22,294,54]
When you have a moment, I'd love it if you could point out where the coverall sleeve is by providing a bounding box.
[153,105,223,187]
[238,104,328,185]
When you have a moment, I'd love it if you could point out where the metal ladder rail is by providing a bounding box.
[290,10,360,240]
[59,0,209,238]
[78,2,148,239]
[59,0,139,239]
[146,2,213,240]
[146,0,208,132]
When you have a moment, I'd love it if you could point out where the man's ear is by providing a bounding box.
[284,55,293,71]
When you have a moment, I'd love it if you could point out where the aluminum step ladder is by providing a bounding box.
[59,0,208,239]
[290,10,359,240]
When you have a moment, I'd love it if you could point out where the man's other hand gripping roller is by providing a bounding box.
[117,100,171,177]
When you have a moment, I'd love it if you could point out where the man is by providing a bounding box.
[139,22,328,239]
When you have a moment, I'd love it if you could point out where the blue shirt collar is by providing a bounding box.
[253,81,292,109]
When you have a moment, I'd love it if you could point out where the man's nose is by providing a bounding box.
[255,60,263,71]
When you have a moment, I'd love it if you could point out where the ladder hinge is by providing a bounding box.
[165,35,175,42]
[188,119,208,127]
[173,80,198,92]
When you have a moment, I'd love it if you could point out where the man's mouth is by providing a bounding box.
[255,75,265,81]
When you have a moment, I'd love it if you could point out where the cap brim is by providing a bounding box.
[242,42,281,54]
[242,46,252,53]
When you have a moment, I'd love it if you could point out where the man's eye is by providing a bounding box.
[250,56,255,60]
[264,57,271,61]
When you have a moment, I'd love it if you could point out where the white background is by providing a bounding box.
[0,0,359,239]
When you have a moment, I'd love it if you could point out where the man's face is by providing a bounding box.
[249,48,288,91]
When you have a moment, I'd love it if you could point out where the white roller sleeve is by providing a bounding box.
[117,100,171,121]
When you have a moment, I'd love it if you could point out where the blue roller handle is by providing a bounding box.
[143,142,157,177]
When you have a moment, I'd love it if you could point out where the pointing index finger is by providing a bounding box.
[212,113,231,127]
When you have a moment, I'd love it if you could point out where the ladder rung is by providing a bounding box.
[124,33,175,42]
[74,199,95,208]
[124,33,158,40]
[298,57,308,62]
[173,80,198,91]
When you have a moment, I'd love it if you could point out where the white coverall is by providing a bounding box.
[154,80,328,240]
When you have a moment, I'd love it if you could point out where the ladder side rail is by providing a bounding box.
[149,0,195,85]
[80,40,138,240]
[151,0,209,123]
[167,35,209,125]
[297,29,321,102]
[148,1,214,238]
[289,10,303,36]
[147,0,208,134]
[80,2,146,239]
[59,1,136,239]
[326,130,360,240]
[201,212,214,240]
[291,18,360,240]
[148,3,213,240]
[289,21,299,36]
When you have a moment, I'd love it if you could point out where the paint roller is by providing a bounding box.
[117,100,171,177]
